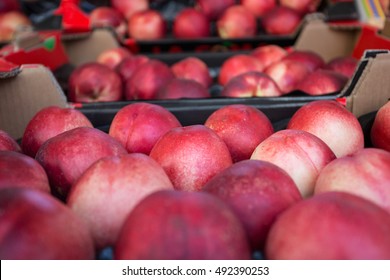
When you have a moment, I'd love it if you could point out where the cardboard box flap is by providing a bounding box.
[294,18,360,62]
[0,58,21,79]
[0,65,68,140]
[346,51,390,117]
[62,28,120,67]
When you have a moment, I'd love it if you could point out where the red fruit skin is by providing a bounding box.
[218,54,265,86]
[195,0,236,21]
[89,6,127,38]
[0,151,50,193]
[111,0,149,20]
[296,69,349,96]
[282,50,326,72]
[115,55,149,82]
[220,71,283,98]
[124,60,175,100]
[115,190,251,260]
[171,57,213,88]
[251,129,336,198]
[261,7,302,35]
[251,44,288,69]
[96,47,133,70]
[371,101,390,152]
[108,102,182,154]
[279,0,321,15]
[217,5,257,39]
[0,0,20,13]
[287,100,365,158]
[264,59,311,93]
[315,148,390,214]
[0,130,21,152]
[204,104,274,162]
[0,188,95,260]
[21,106,93,158]
[241,0,277,17]
[265,192,390,260]
[128,10,166,40]
[67,153,174,250]
[324,56,359,79]
[68,62,123,103]
[149,125,233,192]
[156,78,211,99]
[203,159,302,250]
[173,8,210,39]
[35,127,127,199]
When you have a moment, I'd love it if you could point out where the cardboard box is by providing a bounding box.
[0,62,68,140]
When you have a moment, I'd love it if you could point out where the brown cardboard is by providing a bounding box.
[345,52,390,117]
[0,65,68,140]
[61,28,120,67]
[294,18,361,62]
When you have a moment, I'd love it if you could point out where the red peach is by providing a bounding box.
[0,187,95,260]
[324,56,359,79]
[265,192,390,259]
[67,153,174,250]
[171,56,213,88]
[173,8,210,39]
[241,0,277,17]
[96,47,132,70]
[251,44,288,69]
[124,59,175,100]
[149,125,233,191]
[115,190,251,260]
[0,129,21,152]
[195,0,236,21]
[296,69,349,96]
[217,5,257,39]
[108,102,182,154]
[220,71,283,97]
[204,104,274,162]
[156,78,211,99]
[21,106,93,158]
[261,7,302,35]
[0,151,50,193]
[250,129,336,197]
[287,100,365,157]
[35,127,127,199]
[203,159,302,250]
[128,10,166,40]
[370,101,390,152]
[314,148,390,214]
[218,54,265,86]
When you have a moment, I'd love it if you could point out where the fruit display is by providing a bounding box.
[65,44,359,103]
[1,98,390,260]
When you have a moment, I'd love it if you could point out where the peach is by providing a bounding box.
[0,129,21,152]
[241,0,277,17]
[156,78,211,99]
[0,188,94,259]
[218,54,265,86]
[261,6,302,35]
[287,100,365,157]
[315,148,390,213]
[371,101,390,152]
[124,59,175,100]
[149,125,233,191]
[128,10,166,40]
[324,56,359,79]
[171,56,213,88]
[195,0,236,20]
[173,8,210,39]
[265,192,390,259]
[108,102,182,154]
[296,69,349,96]
[203,159,302,250]
[282,50,326,72]
[35,127,127,199]
[115,190,251,260]
[205,104,274,162]
[67,153,174,250]
[21,106,93,158]
[250,129,336,197]
[217,5,257,39]
[0,151,50,193]
[250,44,288,69]
[96,47,132,70]
[220,71,283,98]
